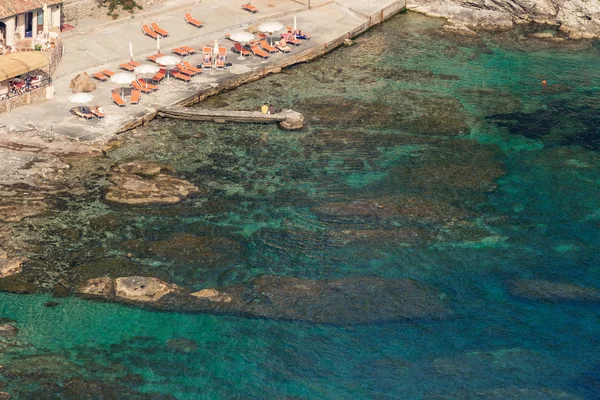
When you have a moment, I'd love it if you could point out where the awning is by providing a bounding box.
[0,52,50,81]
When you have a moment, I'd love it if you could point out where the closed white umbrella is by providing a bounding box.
[156,55,181,81]
[69,93,93,104]
[213,39,219,55]
[259,21,284,45]
[293,16,297,32]
[157,35,160,51]
[111,72,135,96]
[129,41,133,60]
[229,32,254,60]
[134,64,159,88]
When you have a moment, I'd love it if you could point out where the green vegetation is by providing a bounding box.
[106,0,143,16]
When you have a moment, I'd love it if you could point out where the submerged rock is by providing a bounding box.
[425,387,583,399]
[114,277,179,303]
[0,324,17,337]
[76,275,451,325]
[0,258,23,279]
[509,279,600,302]
[105,161,202,206]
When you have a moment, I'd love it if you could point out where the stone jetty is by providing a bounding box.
[156,107,305,130]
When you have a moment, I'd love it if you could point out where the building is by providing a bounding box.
[0,0,62,48]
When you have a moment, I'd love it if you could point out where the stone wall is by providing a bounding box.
[61,0,100,26]
[0,86,48,114]
[48,38,63,77]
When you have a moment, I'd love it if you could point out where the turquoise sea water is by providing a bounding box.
[1,12,600,399]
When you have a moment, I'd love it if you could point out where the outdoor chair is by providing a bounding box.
[242,3,258,13]
[131,81,154,94]
[146,53,165,62]
[151,22,169,37]
[181,46,197,54]
[259,39,278,54]
[184,13,204,28]
[91,106,105,119]
[172,48,189,57]
[92,72,109,81]
[142,24,158,39]
[175,63,198,76]
[276,43,292,53]
[138,79,159,90]
[119,62,136,72]
[151,69,166,82]
[130,90,141,105]
[171,71,191,82]
[250,44,270,59]
[233,42,251,57]
[112,92,127,107]
[183,61,203,74]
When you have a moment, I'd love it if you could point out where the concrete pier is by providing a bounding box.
[157,107,305,130]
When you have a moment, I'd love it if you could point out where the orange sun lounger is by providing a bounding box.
[119,62,136,72]
[259,39,278,54]
[151,69,166,83]
[130,90,141,105]
[175,63,198,76]
[112,92,127,107]
[181,46,197,54]
[92,72,109,81]
[146,53,165,63]
[233,42,251,57]
[172,48,189,57]
[250,44,270,59]
[183,61,203,74]
[101,69,115,77]
[131,81,154,94]
[151,22,169,37]
[242,3,258,13]
[171,71,191,82]
[184,13,203,28]
[142,24,158,39]
[138,79,159,90]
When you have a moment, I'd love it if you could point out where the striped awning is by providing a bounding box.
[0,0,61,20]
[0,52,49,81]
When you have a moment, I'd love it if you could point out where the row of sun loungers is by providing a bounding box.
[142,22,169,39]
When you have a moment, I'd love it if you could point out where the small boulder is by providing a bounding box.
[0,324,18,337]
[190,288,232,303]
[115,276,179,303]
[0,259,23,278]
[75,277,114,298]
[69,72,96,94]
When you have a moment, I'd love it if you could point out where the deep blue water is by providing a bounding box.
[0,11,599,399]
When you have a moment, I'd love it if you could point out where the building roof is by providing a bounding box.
[0,0,61,20]
[0,52,49,81]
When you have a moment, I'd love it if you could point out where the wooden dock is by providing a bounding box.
[156,107,305,130]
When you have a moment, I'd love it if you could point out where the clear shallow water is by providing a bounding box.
[1,12,600,399]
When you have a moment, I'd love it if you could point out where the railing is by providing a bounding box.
[0,77,52,101]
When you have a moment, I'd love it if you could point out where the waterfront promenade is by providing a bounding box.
[0,0,405,146]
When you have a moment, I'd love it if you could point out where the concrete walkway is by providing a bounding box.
[0,0,405,146]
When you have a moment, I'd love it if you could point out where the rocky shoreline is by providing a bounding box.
[407,0,600,39]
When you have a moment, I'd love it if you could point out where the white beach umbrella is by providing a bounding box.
[156,55,181,81]
[69,92,93,104]
[259,21,284,45]
[111,71,135,95]
[134,64,159,87]
[229,32,254,60]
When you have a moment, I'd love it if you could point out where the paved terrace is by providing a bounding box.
[0,0,405,146]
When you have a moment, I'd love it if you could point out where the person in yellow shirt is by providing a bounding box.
[261,103,269,114]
